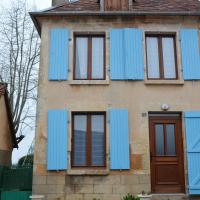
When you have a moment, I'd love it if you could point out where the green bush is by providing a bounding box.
[122,193,140,200]
[18,154,34,167]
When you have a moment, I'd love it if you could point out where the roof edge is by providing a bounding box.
[30,10,200,16]
[30,10,200,36]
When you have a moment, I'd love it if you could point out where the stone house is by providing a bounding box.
[30,0,200,199]
[0,83,18,166]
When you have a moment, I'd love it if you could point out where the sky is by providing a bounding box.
[0,0,51,164]
[0,0,51,11]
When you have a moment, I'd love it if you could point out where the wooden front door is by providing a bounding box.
[149,114,185,193]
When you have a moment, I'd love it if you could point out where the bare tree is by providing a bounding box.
[0,0,40,143]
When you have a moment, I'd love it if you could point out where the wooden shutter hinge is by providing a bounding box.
[68,38,72,42]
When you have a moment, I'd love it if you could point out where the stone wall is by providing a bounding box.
[33,174,150,200]
[32,15,200,199]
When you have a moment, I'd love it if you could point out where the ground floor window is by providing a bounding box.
[72,112,106,167]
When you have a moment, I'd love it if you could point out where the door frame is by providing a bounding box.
[148,112,185,193]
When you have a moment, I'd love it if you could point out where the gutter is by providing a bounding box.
[29,10,200,36]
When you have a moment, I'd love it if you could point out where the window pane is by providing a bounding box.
[162,37,176,79]
[73,115,87,166]
[155,124,164,155]
[166,124,176,156]
[92,37,104,79]
[91,115,105,166]
[75,37,88,79]
[146,37,160,79]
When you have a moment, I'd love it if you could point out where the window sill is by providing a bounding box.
[67,169,109,176]
[144,79,184,85]
[69,80,109,85]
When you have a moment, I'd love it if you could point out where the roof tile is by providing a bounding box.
[48,0,200,13]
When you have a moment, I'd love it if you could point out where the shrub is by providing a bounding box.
[18,154,34,167]
[122,193,140,200]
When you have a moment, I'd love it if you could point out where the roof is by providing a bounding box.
[0,83,18,148]
[48,0,200,13]
[30,0,200,36]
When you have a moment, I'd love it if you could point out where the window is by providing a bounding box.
[146,34,177,80]
[74,34,105,80]
[72,112,106,167]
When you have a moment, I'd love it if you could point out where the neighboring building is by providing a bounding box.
[30,0,200,199]
[0,83,18,166]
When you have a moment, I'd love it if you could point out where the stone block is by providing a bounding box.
[65,194,83,200]
[35,164,48,176]
[33,185,65,194]
[65,185,75,194]
[103,194,121,200]
[75,184,93,194]
[138,175,150,184]
[70,176,84,184]
[46,194,64,200]
[93,175,120,185]
[47,175,65,185]
[131,154,143,170]
[120,175,139,185]
[83,194,103,200]
[112,185,132,194]
[33,175,47,185]
[94,185,112,194]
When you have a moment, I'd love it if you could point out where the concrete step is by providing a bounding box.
[152,194,188,200]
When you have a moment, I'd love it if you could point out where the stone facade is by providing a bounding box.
[32,15,200,199]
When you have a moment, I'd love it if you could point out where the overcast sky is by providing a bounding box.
[0,0,51,164]
[0,0,51,10]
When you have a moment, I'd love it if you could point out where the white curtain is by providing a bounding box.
[91,115,104,166]
[74,115,87,166]
[76,38,88,79]
[162,37,176,79]
[146,37,160,79]
[92,38,104,79]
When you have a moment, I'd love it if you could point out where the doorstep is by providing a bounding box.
[151,193,188,200]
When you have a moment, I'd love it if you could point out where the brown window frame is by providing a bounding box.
[145,33,178,80]
[71,112,106,168]
[73,33,106,80]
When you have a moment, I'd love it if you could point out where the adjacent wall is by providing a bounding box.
[0,96,12,166]
[32,15,200,200]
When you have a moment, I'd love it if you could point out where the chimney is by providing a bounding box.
[52,0,66,6]
[104,0,129,11]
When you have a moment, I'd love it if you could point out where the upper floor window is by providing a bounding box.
[72,112,106,168]
[74,33,105,80]
[146,34,177,80]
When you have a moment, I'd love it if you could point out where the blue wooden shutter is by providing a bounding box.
[49,28,69,80]
[180,29,200,80]
[47,110,68,170]
[110,28,144,80]
[110,29,125,80]
[124,28,144,80]
[185,111,200,194]
[109,109,130,169]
